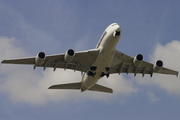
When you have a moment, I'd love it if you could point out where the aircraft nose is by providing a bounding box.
[113,25,121,37]
[115,24,121,31]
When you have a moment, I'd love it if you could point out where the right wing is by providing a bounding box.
[109,50,178,76]
[1,49,100,72]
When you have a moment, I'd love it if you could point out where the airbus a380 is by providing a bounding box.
[2,23,178,93]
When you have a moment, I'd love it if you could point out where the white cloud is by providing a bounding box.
[136,40,180,95]
[0,37,138,105]
[147,92,161,102]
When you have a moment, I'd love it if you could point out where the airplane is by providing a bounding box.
[1,23,178,93]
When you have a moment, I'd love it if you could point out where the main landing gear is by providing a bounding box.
[87,71,96,77]
[87,66,97,77]
[87,66,110,78]
[100,72,109,78]
[101,67,110,78]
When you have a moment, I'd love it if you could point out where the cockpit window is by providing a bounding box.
[115,31,121,36]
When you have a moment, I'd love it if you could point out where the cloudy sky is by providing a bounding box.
[0,0,180,120]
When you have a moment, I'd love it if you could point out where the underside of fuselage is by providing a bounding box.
[80,23,121,92]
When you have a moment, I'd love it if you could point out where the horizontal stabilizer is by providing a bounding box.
[48,82,81,89]
[88,84,113,93]
[48,82,113,93]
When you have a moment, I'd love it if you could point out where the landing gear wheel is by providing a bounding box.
[106,73,109,78]
[101,72,110,78]
[105,67,110,72]
[87,71,96,77]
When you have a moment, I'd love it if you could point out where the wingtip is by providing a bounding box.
[1,60,6,64]
[108,88,113,93]
[48,86,53,89]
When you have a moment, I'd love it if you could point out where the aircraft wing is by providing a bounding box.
[109,50,178,76]
[1,49,99,72]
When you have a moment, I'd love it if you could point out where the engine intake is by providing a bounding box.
[35,52,46,65]
[64,49,75,62]
[133,54,143,67]
[153,60,163,72]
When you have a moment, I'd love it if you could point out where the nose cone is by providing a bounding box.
[115,24,121,31]
[113,24,121,37]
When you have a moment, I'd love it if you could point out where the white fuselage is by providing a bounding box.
[81,23,121,92]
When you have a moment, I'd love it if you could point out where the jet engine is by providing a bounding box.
[133,54,143,67]
[64,49,75,62]
[153,60,163,72]
[35,52,46,65]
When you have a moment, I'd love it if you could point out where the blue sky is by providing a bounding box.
[0,0,180,120]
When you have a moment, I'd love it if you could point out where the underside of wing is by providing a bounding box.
[1,49,100,72]
[109,50,178,76]
[2,57,35,64]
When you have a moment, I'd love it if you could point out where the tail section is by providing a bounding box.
[88,84,113,93]
[48,82,81,89]
[48,82,113,93]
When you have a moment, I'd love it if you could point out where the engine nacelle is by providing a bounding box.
[133,54,143,67]
[153,60,163,72]
[64,49,75,62]
[35,52,46,65]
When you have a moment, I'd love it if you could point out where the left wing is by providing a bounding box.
[1,49,100,72]
[109,50,178,77]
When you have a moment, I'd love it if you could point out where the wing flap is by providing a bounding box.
[37,62,88,72]
[109,66,178,76]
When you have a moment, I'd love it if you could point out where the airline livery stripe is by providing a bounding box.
[96,32,107,48]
